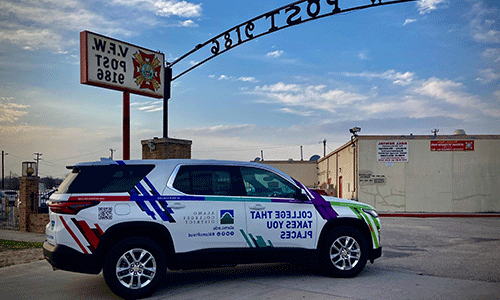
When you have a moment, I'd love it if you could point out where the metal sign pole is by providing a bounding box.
[163,66,172,138]
[123,91,130,160]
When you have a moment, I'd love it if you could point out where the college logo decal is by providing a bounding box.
[132,50,162,92]
[220,210,234,224]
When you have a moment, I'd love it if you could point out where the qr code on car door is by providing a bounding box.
[98,207,113,220]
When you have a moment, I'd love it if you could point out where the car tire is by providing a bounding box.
[103,237,166,299]
[319,226,368,278]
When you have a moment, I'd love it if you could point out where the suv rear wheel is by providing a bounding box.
[320,226,368,277]
[103,237,166,299]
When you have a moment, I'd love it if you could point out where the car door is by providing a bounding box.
[240,166,318,249]
[166,164,248,252]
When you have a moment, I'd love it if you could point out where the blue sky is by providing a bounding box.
[1,0,499,178]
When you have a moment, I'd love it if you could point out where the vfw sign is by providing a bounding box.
[80,31,165,98]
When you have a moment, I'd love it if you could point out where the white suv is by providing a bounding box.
[43,159,381,299]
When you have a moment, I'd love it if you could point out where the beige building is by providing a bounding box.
[317,132,500,213]
[257,160,318,188]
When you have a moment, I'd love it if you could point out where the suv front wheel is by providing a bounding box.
[320,226,368,278]
[103,237,167,299]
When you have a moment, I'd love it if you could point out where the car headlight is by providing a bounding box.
[363,208,378,218]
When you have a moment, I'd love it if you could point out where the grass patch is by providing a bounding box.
[0,239,43,251]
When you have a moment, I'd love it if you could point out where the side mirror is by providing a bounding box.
[299,189,309,201]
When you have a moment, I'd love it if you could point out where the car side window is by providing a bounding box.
[240,167,299,199]
[173,165,243,196]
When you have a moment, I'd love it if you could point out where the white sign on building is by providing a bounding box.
[80,31,165,99]
[377,141,409,162]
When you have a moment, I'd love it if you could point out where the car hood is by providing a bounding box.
[321,195,375,210]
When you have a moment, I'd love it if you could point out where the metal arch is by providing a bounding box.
[168,0,417,81]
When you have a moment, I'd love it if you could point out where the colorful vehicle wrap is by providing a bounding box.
[43,159,382,298]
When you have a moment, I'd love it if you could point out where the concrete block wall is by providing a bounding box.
[19,176,39,232]
[141,137,192,159]
[29,214,49,234]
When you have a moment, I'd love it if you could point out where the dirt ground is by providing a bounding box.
[0,248,45,268]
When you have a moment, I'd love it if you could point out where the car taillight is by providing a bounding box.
[48,200,99,215]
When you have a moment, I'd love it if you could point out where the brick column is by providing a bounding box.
[141,137,192,159]
[19,176,39,232]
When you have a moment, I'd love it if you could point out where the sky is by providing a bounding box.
[1,0,499,179]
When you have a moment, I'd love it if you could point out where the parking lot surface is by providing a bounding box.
[378,217,500,283]
[1,217,499,299]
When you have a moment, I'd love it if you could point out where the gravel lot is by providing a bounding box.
[0,248,44,268]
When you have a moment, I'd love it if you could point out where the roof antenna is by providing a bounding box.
[431,128,439,137]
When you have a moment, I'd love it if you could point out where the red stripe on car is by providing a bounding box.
[59,216,88,254]
[68,195,130,202]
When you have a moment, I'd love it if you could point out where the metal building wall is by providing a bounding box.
[356,135,500,212]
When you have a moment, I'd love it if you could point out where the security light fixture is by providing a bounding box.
[349,127,361,136]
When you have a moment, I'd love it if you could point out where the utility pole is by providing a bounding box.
[321,139,327,157]
[2,150,7,190]
[33,152,42,177]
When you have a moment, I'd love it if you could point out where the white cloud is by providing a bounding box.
[357,51,370,60]
[415,78,475,106]
[342,70,415,86]
[0,0,201,53]
[256,83,301,93]
[361,97,450,119]
[482,48,500,62]
[417,0,448,14]
[133,100,163,113]
[178,20,198,27]
[415,77,500,117]
[152,0,202,17]
[469,2,500,44]
[111,0,202,18]
[474,30,500,44]
[476,69,500,84]
[403,19,417,26]
[494,90,500,100]
[0,101,29,123]
[277,107,314,117]
[266,50,284,58]
[253,82,367,114]
[0,0,132,53]
[210,75,258,83]
[238,77,258,83]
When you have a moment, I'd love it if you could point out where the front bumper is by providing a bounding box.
[43,242,102,274]
[371,246,382,262]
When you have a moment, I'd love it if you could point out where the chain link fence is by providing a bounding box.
[3,205,19,230]
[1,196,19,230]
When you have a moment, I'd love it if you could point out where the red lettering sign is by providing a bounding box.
[430,140,474,151]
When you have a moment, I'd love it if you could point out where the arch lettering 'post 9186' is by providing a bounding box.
[167,0,416,81]
[162,0,417,136]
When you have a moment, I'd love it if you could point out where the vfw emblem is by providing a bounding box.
[132,50,162,92]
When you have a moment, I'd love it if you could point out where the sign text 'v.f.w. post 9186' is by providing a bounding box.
[80,31,165,99]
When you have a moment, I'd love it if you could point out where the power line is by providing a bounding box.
[44,148,111,162]
[191,142,327,153]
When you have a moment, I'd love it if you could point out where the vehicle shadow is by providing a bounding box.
[154,263,319,297]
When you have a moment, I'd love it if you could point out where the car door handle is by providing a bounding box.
[169,203,185,209]
[249,204,266,210]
